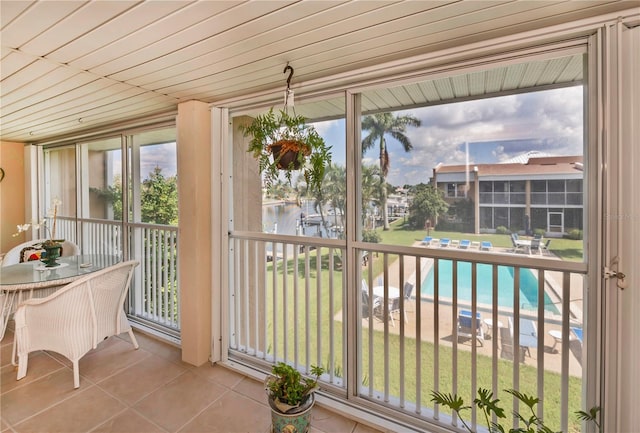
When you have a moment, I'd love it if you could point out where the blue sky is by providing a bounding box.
[315,86,584,186]
[134,86,583,187]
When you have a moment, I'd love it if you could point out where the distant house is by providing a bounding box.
[433,151,584,235]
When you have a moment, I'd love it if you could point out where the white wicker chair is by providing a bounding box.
[13,260,140,389]
[1,239,81,267]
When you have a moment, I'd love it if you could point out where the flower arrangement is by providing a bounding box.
[14,198,62,247]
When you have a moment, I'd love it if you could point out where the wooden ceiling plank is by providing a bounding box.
[117,0,357,84]
[0,50,36,80]
[3,92,173,135]
[47,1,195,64]
[5,97,175,140]
[0,1,86,49]
[83,1,285,77]
[69,1,241,72]
[20,1,140,56]
[2,81,148,125]
[136,1,459,90]
[0,58,59,96]
[0,0,33,29]
[1,67,90,110]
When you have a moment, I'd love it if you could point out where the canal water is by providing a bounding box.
[262,200,343,239]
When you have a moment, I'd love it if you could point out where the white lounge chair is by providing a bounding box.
[14,260,140,389]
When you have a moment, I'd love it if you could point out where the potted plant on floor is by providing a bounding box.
[240,108,331,194]
[265,362,325,433]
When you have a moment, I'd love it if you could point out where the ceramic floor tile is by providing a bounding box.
[309,405,358,433]
[1,342,15,368]
[78,337,151,383]
[0,352,65,394]
[233,376,269,405]
[98,355,186,405]
[133,370,228,432]
[178,390,271,433]
[1,368,87,425]
[129,332,183,365]
[192,363,245,389]
[13,385,125,433]
[89,409,167,433]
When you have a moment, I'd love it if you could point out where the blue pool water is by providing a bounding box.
[421,260,560,314]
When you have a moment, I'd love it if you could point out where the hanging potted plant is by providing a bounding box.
[240,108,331,194]
[265,362,324,433]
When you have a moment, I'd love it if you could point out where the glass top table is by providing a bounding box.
[1,254,120,288]
[0,254,121,339]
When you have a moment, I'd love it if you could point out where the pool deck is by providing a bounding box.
[360,242,584,377]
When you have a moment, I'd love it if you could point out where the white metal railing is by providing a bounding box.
[54,217,180,334]
[228,232,346,388]
[228,231,587,432]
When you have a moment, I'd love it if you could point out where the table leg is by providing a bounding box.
[1,291,19,341]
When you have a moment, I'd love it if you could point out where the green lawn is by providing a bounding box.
[260,242,583,432]
[377,219,584,262]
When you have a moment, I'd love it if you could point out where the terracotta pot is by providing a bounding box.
[270,141,304,170]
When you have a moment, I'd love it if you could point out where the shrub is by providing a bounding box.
[495,226,510,235]
[533,228,546,237]
[362,229,381,243]
[565,228,583,240]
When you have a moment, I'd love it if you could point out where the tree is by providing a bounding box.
[141,166,178,225]
[360,164,382,228]
[323,164,346,233]
[407,183,448,230]
[361,112,421,230]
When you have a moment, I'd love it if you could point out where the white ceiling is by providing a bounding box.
[1,0,637,143]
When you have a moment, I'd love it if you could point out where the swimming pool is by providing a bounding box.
[420,260,560,314]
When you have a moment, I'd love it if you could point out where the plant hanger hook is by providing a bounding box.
[283,65,295,109]
[284,65,294,89]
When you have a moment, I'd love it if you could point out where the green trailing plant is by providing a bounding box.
[240,108,331,194]
[265,362,325,414]
[431,388,601,433]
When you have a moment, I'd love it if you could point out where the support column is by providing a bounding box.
[177,101,212,366]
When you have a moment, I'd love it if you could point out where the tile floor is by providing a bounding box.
[1,328,383,433]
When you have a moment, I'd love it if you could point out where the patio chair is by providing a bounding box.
[540,239,552,255]
[403,282,414,312]
[421,236,433,246]
[457,310,484,346]
[480,241,493,251]
[2,239,80,267]
[361,287,380,319]
[508,317,538,359]
[458,239,471,249]
[511,234,525,254]
[439,238,451,248]
[529,238,542,255]
[14,260,140,389]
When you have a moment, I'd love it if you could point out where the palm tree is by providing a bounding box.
[323,165,346,233]
[360,164,382,229]
[361,112,421,230]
